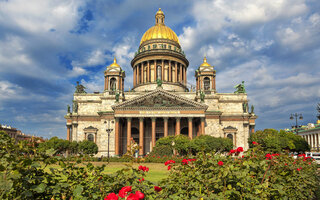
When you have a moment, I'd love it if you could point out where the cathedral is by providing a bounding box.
[65,9,257,157]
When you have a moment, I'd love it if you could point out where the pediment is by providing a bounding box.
[112,88,208,110]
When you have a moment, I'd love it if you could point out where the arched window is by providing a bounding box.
[88,134,94,142]
[227,134,233,142]
[157,65,162,80]
[204,77,210,90]
[110,78,116,91]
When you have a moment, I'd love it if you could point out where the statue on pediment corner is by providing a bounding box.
[234,81,246,94]
[75,81,87,94]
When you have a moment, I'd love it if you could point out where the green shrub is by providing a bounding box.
[249,129,310,152]
[190,135,233,153]
[157,145,319,199]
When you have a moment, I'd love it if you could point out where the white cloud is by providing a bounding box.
[0,0,83,33]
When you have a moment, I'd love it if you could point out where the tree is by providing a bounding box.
[38,137,70,155]
[78,140,98,155]
[190,135,233,153]
[248,129,310,152]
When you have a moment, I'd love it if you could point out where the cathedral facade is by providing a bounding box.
[65,9,257,157]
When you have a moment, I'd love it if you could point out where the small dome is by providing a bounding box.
[109,57,120,68]
[200,57,211,67]
[140,8,180,45]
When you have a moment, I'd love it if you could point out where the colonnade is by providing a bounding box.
[133,60,187,87]
[114,117,205,156]
[302,133,320,151]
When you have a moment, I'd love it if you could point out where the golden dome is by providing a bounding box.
[109,57,120,68]
[140,8,180,45]
[200,56,211,67]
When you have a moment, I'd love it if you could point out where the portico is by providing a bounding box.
[112,88,207,156]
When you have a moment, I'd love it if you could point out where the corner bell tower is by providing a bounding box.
[104,58,125,95]
[195,57,216,93]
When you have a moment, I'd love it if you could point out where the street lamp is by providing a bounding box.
[104,120,114,161]
[290,113,303,134]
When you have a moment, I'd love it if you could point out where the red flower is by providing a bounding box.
[229,149,236,154]
[138,165,149,172]
[164,160,175,166]
[297,168,301,171]
[127,193,139,200]
[285,163,288,166]
[236,147,244,153]
[104,193,118,200]
[168,165,172,170]
[118,186,132,198]
[218,161,224,166]
[265,154,272,160]
[135,191,145,199]
[182,159,189,165]
[138,178,144,182]
[252,141,258,145]
[154,186,162,192]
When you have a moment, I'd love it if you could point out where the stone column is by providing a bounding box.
[179,64,182,83]
[175,62,178,83]
[161,59,164,81]
[188,117,193,139]
[169,61,172,82]
[94,133,97,143]
[197,122,201,136]
[147,61,150,82]
[316,133,320,151]
[196,78,199,91]
[66,125,71,141]
[184,66,187,85]
[84,133,87,140]
[136,65,139,86]
[154,60,157,82]
[211,77,214,90]
[139,118,144,156]
[200,77,203,90]
[201,118,205,135]
[164,117,168,137]
[151,118,156,149]
[133,67,136,87]
[127,118,132,152]
[141,63,144,84]
[234,133,237,146]
[175,117,181,135]
[105,76,109,90]
[115,118,120,156]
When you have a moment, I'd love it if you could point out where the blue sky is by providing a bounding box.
[0,0,319,139]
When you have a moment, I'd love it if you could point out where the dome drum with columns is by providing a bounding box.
[65,9,257,157]
[131,8,188,92]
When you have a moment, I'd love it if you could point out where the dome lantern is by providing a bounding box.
[155,8,165,25]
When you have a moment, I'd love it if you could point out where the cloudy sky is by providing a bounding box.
[0,0,319,139]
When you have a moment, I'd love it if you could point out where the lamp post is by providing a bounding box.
[290,113,303,134]
[104,120,114,161]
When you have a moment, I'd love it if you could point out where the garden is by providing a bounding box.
[0,130,319,200]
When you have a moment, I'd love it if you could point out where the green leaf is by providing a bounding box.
[33,183,47,193]
[73,185,84,197]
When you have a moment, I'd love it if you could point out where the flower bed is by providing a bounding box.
[0,131,319,200]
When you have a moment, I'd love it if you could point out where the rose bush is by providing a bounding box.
[156,143,319,199]
[1,131,319,200]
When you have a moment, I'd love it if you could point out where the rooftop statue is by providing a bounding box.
[200,91,205,102]
[75,81,87,94]
[115,93,120,102]
[234,81,246,94]
[251,105,255,114]
[67,105,71,113]
[156,79,163,87]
